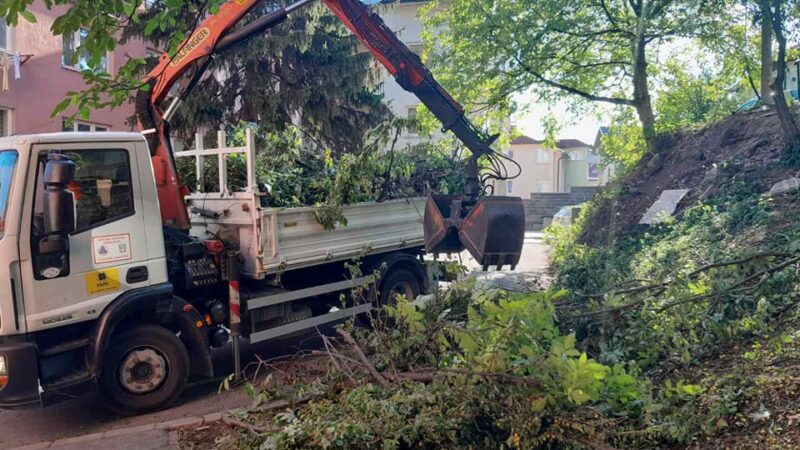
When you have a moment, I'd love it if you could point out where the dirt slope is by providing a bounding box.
[584,109,796,244]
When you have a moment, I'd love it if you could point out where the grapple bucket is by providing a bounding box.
[424,195,525,270]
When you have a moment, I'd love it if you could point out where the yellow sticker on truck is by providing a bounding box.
[85,268,120,295]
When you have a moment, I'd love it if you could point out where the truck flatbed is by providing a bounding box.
[178,129,426,279]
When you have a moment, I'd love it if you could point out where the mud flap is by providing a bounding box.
[424,195,525,270]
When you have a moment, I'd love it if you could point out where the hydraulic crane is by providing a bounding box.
[135,0,524,270]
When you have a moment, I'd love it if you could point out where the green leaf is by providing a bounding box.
[531,397,547,413]
[51,97,74,118]
[144,19,160,36]
[18,10,37,23]
[680,384,706,396]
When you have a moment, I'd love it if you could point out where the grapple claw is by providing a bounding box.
[424,195,525,270]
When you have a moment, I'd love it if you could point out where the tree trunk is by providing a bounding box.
[633,2,657,150]
[767,0,800,146]
[760,0,774,105]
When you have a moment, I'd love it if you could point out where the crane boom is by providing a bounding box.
[135,0,523,269]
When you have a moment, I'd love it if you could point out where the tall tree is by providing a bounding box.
[1,1,391,152]
[124,1,390,153]
[763,0,800,145]
[760,0,775,104]
[423,0,724,149]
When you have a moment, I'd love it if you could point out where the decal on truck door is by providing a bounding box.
[92,233,132,265]
[85,268,121,295]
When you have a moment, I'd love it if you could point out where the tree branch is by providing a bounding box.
[511,54,635,106]
[337,329,391,389]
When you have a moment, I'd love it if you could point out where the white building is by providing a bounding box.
[373,0,435,148]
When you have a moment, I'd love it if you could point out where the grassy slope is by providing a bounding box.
[548,109,800,448]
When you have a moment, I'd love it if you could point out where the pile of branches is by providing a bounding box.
[203,282,651,450]
[176,125,469,210]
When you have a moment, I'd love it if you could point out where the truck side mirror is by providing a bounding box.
[34,153,76,279]
[42,154,76,236]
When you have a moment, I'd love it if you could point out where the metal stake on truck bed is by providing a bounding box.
[227,251,243,382]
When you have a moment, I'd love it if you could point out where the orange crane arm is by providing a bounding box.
[136,0,493,230]
[134,0,523,269]
[135,0,313,230]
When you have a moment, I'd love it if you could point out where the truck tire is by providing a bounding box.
[379,268,421,305]
[99,324,190,416]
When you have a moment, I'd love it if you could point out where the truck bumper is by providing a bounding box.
[0,338,41,409]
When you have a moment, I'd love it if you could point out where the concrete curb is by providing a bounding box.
[10,411,233,450]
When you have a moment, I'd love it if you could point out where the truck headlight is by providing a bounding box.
[0,355,7,389]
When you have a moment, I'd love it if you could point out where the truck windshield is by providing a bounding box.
[0,151,18,239]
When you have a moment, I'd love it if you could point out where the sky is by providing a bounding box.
[512,100,605,146]
[509,38,704,146]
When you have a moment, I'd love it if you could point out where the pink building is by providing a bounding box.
[0,2,148,136]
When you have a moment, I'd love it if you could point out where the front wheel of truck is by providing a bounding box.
[99,324,190,415]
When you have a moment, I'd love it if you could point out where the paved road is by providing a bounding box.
[0,336,327,449]
[0,233,550,449]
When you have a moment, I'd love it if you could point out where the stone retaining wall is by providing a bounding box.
[523,186,599,231]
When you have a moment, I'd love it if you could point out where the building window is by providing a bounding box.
[587,163,600,180]
[62,118,109,132]
[406,106,418,134]
[568,151,584,161]
[536,181,549,193]
[62,28,108,72]
[0,109,10,137]
[0,17,10,51]
[506,180,513,194]
[536,149,550,164]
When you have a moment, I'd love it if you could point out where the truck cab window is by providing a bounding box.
[33,149,134,235]
[0,151,18,239]
[64,150,134,232]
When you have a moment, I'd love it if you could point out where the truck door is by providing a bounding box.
[19,142,151,332]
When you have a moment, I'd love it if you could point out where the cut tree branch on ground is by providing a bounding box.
[221,416,273,434]
[567,253,800,320]
[576,252,792,300]
[655,256,800,312]
[317,331,545,390]
[337,329,391,389]
[393,369,544,388]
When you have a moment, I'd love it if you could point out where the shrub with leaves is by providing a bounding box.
[211,282,648,450]
[544,161,800,444]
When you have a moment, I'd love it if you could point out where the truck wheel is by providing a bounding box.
[99,324,190,416]
[379,268,420,305]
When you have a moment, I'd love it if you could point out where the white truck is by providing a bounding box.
[0,131,431,413]
[0,0,524,415]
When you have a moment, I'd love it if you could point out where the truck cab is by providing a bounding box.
[0,132,175,409]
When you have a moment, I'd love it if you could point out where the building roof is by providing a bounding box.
[511,135,591,149]
[511,135,544,145]
[594,126,610,149]
[555,139,591,149]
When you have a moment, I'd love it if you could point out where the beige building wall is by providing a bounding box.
[496,135,616,198]
[495,137,562,197]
